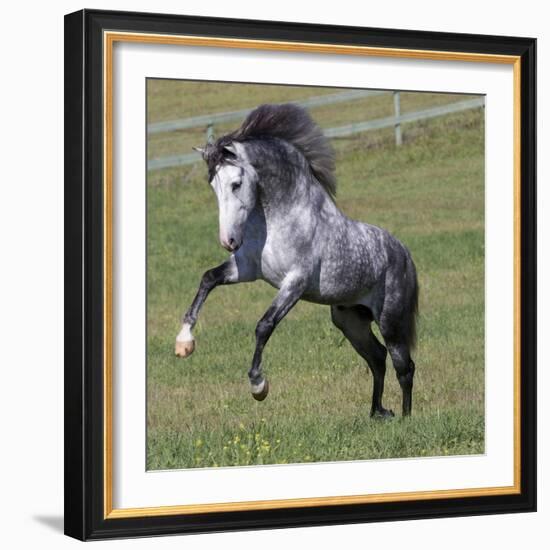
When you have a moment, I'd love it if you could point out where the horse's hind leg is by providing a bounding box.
[330,306,394,419]
[380,331,415,417]
[379,254,418,416]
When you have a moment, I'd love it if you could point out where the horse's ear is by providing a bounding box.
[223,142,246,160]
[193,146,212,163]
[222,143,237,156]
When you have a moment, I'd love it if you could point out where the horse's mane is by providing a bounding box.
[207,103,337,198]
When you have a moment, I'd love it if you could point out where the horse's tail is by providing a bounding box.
[405,253,419,351]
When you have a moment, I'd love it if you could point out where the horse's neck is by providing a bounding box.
[260,172,335,218]
[259,175,346,238]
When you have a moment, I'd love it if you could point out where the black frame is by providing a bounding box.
[64,9,537,541]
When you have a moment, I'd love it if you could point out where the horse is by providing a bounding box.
[175,103,418,417]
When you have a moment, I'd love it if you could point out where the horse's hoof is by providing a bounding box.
[251,379,269,401]
[175,340,195,358]
[371,408,395,420]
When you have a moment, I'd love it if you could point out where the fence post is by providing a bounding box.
[206,123,214,143]
[393,91,402,146]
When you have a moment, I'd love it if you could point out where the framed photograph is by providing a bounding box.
[64,9,536,541]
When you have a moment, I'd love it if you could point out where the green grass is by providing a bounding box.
[146,81,485,470]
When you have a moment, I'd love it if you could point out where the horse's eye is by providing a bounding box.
[231,181,242,192]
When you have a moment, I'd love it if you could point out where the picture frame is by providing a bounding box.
[64,8,536,541]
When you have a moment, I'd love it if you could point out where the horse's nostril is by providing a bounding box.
[221,237,240,252]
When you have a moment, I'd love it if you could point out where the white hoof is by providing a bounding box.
[175,323,195,358]
[175,340,195,358]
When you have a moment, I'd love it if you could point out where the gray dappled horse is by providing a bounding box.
[175,103,418,417]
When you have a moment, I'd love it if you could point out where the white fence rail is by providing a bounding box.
[148,92,484,172]
[148,89,387,136]
[324,97,485,138]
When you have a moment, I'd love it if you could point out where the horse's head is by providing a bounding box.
[195,141,258,253]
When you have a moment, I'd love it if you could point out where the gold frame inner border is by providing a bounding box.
[103,30,522,520]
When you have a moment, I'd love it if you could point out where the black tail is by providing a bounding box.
[406,255,419,350]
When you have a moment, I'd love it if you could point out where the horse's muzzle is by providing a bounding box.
[221,237,241,252]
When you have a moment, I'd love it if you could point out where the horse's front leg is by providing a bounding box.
[175,256,246,357]
[248,274,307,400]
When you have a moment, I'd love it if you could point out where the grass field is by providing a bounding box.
[146,81,485,470]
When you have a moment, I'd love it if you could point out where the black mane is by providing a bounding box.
[205,103,337,198]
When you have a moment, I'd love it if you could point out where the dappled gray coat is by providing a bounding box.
[175,103,418,417]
